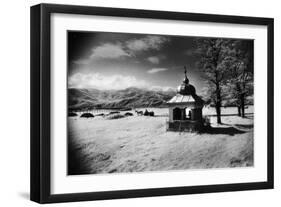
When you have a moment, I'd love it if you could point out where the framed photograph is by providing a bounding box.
[30,3,274,203]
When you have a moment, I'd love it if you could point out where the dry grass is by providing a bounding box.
[68,106,254,175]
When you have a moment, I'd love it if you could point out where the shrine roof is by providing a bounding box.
[167,94,195,104]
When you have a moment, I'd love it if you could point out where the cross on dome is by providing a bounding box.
[183,66,189,84]
[176,66,196,95]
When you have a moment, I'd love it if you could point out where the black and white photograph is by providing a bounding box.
[28,2,274,204]
[67,31,254,175]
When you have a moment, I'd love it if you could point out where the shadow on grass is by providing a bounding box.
[202,126,246,136]
[235,124,254,129]
[244,114,254,120]
[207,113,254,117]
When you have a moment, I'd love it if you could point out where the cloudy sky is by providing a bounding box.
[68,31,207,93]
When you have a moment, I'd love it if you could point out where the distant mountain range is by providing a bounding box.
[68,87,176,111]
[68,87,253,111]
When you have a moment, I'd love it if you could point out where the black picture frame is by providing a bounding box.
[30,3,274,204]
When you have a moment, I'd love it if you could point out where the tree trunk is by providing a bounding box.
[215,80,222,124]
[235,83,242,117]
[241,94,245,118]
[237,106,241,116]
[216,104,221,124]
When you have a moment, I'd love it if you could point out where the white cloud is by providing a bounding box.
[90,43,130,59]
[147,55,166,64]
[147,68,168,74]
[147,56,160,64]
[73,35,169,65]
[73,43,130,65]
[126,35,169,52]
[68,73,148,90]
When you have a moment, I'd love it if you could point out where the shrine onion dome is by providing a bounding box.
[177,69,196,95]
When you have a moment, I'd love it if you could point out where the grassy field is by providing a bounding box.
[68,106,254,175]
